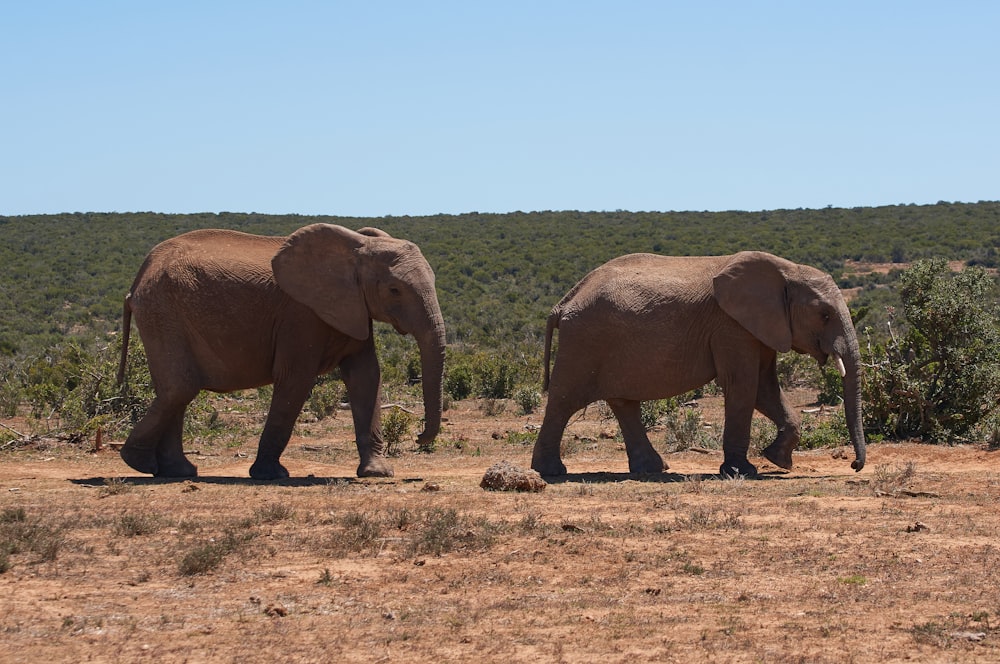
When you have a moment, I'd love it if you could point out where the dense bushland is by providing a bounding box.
[2,203,999,448]
[3,202,999,356]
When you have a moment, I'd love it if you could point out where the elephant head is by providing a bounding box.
[271,223,446,445]
[713,251,866,471]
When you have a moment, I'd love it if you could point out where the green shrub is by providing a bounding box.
[640,398,676,431]
[505,430,536,446]
[444,362,474,401]
[514,386,541,415]
[815,366,845,406]
[475,354,517,399]
[750,418,778,453]
[307,377,343,421]
[662,407,719,451]
[382,407,415,457]
[0,363,19,417]
[800,412,848,449]
[862,260,1000,441]
[11,336,155,439]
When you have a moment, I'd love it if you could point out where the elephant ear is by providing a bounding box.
[272,224,371,341]
[712,251,792,352]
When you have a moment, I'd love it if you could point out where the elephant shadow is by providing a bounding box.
[69,475,394,488]
[543,470,802,484]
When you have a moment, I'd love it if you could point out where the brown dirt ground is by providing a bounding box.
[2,393,1000,663]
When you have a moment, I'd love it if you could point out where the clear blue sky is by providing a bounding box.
[2,1,997,217]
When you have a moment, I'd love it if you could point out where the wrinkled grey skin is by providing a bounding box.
[117,224,445,480]
[532,251,866,478]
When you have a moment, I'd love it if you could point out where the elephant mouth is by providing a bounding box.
[815,350,847,377]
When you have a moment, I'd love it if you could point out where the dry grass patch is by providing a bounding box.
[2,406,1000,661]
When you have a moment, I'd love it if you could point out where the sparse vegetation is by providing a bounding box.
[113,511,161,537]
[382,407,415,457]
[0,434,998,659]
[178,528,257,576]
[513,386,541,415]
[662,406,721,452]
[799,412,849,450]
[0,508,64,568]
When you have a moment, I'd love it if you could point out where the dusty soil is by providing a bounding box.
[2,395,1000,663]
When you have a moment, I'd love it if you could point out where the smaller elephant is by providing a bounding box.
[117,224,446,480]
[531,251,866,478]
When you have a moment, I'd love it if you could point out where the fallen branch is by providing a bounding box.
[0,421,26,438]
[381,404,416,414]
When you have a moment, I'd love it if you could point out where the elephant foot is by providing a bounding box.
[720,459,758,479]
[531,457,567,477]
[120,443,158,476]
[249,459,290,480]
[761,442,794,470]
[628,454,667,474]
[357,457,394,478]
[155,457,198,478]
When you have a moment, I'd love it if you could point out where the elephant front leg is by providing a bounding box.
[755,352,801,470]
[719,397,758,478]
[606,398,666,474]
[713,341,762,478]
[249,379,313,480]
[341,344,394,478]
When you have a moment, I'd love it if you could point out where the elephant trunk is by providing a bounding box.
[834,314,866,472]
[415,298,446,446]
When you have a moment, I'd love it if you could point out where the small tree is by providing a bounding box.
[862,259,1000,441]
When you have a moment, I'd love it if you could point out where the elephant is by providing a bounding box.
[531,250,866,478]
[116,223,446,480]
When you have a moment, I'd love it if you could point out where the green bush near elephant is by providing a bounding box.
[862,259,1000,441]
[514,386,542,415]
[474,354,517,399]
[443,360,475,401]
[799,412,849,450]
[382,407,416,456]
[444,350,538,402]
[661,406,721,452]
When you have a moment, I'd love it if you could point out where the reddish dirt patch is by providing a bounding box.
[2,399,999,662]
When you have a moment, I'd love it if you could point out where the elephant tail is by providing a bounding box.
[542,306,561,392]
[116,294,132,388]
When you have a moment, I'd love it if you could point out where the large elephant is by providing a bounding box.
[531,250,866,478]
[117,223,446,480]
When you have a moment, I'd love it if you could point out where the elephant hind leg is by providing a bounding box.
[531,418,570,476]
[249,377,314,480]
[154,407,198,478]
[120,390,198,476]
[606,399,666,474]
[531,392,587,476]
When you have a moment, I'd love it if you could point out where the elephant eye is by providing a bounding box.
[389,286,402,296]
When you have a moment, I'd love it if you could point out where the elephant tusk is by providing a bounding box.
[833,353,847,378]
